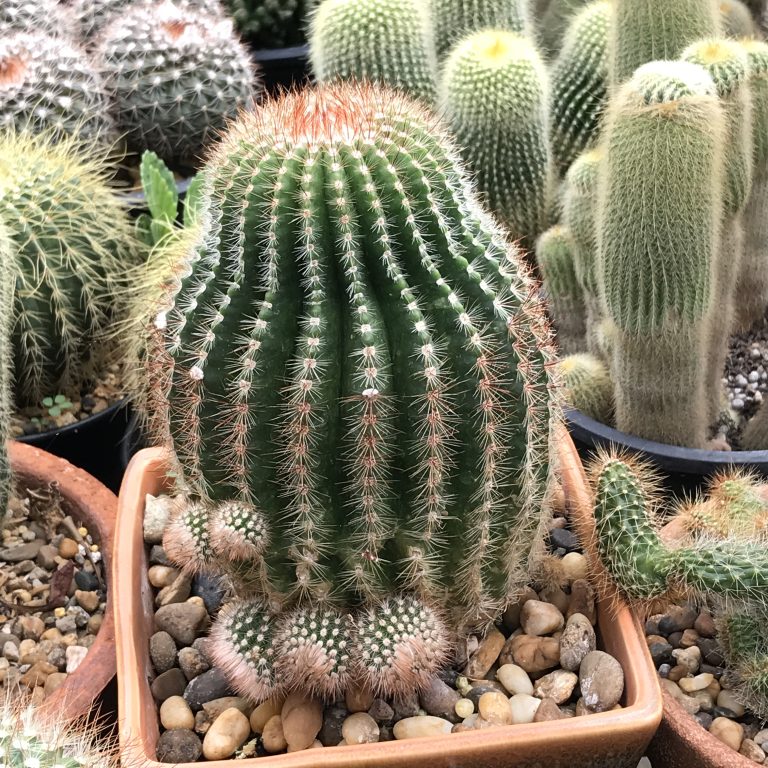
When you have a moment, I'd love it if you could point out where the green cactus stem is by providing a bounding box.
[559,353,614,423]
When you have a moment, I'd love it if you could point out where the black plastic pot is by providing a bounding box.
[565,407,768,494]
[252,44,310,94]
[16,401,139,493]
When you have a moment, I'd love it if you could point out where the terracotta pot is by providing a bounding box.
[115,435,661,768]
[7,441,117,720]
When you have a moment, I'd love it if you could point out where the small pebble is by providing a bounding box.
[455,698,474,719]
[345,682,374,713]
[149,631,177,674]
[58,538,79,560]
[342,712,380,744]
[178,646,209,681]
[202,707,250,760]
[579,651,624,713]
[678,673,713,693]
[716,689,746,717]
[250,697,285,733]
[520,600,564,636]
[739,738,766,763]
[420,677,460,722]
[709,716,744,751]
[533,669,578,704]
[393,716,453,740]
[464,627,505,678]
[368,699,394,724]
[64,645,88,674]
[509,694,541,724]
[160,696,195,731]
[478,691,513,725]
[156,729,202,763]
[262,716,288,753]
[184,668,232,711]
[496,664,534,696]
[74,590,99,613]
[281,694,323,752]
[559,613,596,672]
[560,552,588,581]
[151,668,187,701]
[144,495,174,544]
[202,697,251,720]
[533,697,566,722]
[504,635,560,674]
[154,602,207,646]
[671,646,701,675]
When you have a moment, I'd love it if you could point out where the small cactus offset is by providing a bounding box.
[226,0,318,47]
[94,0,258,163]
[549,1,611,177]
[558,353,614,423]
[0,0,77,37]
[609,0,721,86]
[439,30,554,245]
[1,131,143,406]
[596,61,726,447]
[721,0,760,36]
[148,82,559,700]
[309,0,438,103]
[0,226,12,520]
[431,0,533,59]
[0,33,112,142]
[536,226,587,353]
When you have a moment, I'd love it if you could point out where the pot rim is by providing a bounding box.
[7,441,117,720]
[114,436,662,767]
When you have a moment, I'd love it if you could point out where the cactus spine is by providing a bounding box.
[536,226,586,353]
[0,226,11,520]
[559,353,614,423]
[431,0,533,59]
[596,62,726,447]
[150,83,558,700]
[549,2,611,177]
[439,30,554,245]
[309,0,438,103]
[0,0,76,38]
[609,0,720,86]
[1,131,142,406]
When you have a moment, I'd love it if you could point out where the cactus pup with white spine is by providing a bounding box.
[149,82,559,701]
[558,353,614,423]
[596,61,726,447]
[439,30,554,246]
[309,0,438,103]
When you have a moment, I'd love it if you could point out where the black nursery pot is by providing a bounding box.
[252,44,310,94]
[566,407,768,494]
[16,401,139,494]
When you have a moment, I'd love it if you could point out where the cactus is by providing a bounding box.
[736,40,768,330]
[439,30,554,245]
[742,401,768,450]
[537,0,592,58]
[559,353,614,423]
[536,226,586,353]
[94,1,258,164]
[609,0,721,87]
[682,39,753,424]
[431,0,533,59]
[226,0,318,47]
[0,0,76,38]
[309,0,438,103]
[597,61,726,447]
[0,33,112,142]
[148,82,559,699]
[0,227,11,520]
[1,130,143,407]
[721,0,760,36]
[549,2,611,177]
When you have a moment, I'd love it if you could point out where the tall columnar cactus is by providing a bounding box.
[536,226,586,353]
[0,227,12,521]
[431,0,532,59]
[439,30,554,245]
[597,61,726,447]
[309,0,438,103]
[0,33,112,142]
[150,83,559,700]
[609,0,721,87]
[558,353,614,423]
[227,0,318,47]
[537,0,592,58]
[1,131,143,406]
[549,1,611,177]
[736,40,768,330]
[682,39,753,423]
[94,1,258,163]
[0,0,76,37]
[721,0,759,36]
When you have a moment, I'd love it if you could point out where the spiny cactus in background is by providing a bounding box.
[1,131,143,407]
[94,1,258,164]
[536,226,586,353]
[549,1,611,177]
[736,40,768,330]
[439,30,553,245]
[73,0,224,43]
[609,0,721,87]
[309,0,438,103]
[590,454,768,603]
[0,227,11,520]
[742,401,768,449]
[431,0,532,59]
[537,0,592,58]
[681,39,753,424]
[721,0,760,36]
[150,83,559,700]
[0,33,112,142]
[597,61,726,448]
[226,0,318,47]
[563,148,602,357]
[559,353,614,423]
[0,0,76,37]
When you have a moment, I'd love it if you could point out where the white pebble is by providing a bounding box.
[497,664,534,696]
[454,698,474,719]
[160,696,195,730]
[65,645,88,673]
[508,694,541,724]
[678,673,713,693]
[717,689,746,717]
[393,716,453,740]
[560,552,588,581]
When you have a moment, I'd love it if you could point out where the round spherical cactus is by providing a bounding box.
[94,0,259,163]
[0,0,77,38]
[309,0,438,103]
[439,30,554,245]
[226,0,318,47]
[559,353,614,423]
[0,32,112,142]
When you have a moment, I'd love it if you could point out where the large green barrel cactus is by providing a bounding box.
[309,0,438,103]
[549,1,611,177]
[0,32,112,142]
[148,83,559,700]
[1,131,142,406]
[0,227,11,520]
[439,30,553,245]
[597,61,726,447]
[431,0,532,59]
[609,0,721,86]
[94,1,258,163]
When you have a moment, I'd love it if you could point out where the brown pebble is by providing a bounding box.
[43,672,68,697]
[20,661,57,689]
[502,587,538,633]
[502,634,560,675]
[262,715,287,753]
[478,692,512,725]
[74,590,100,613]
[464,627,506,678]
[345,682,374,713]
[694,611,716,638]
[567,580,596,624]
[58,538,79,559]
[679,629,700,649]
[282,694,323,752]
[533,697,566,722]
[250,697,284,733]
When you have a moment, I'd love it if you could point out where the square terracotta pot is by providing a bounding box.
[114,435,661,768]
